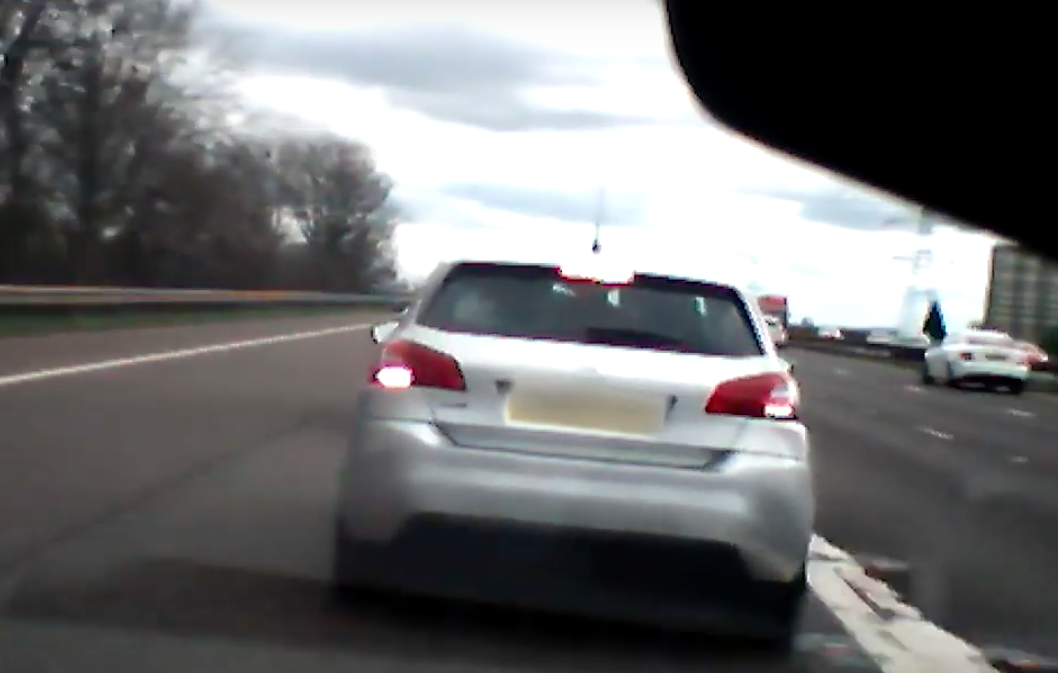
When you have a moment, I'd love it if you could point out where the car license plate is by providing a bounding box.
[985,352,1007,361]
[505,388,664,435]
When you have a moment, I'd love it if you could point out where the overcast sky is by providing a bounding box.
[205,0,995,329]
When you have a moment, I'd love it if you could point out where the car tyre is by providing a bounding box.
[332,520,384,597]
[921,363,934,385]
[1008,380,1025,396]
[749,565,807,656]
[945,362,960,388]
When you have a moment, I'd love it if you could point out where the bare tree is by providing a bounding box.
[0,0,402,293]
[275,135,401,292]
[33,0,208,281]
[0,0,47,279]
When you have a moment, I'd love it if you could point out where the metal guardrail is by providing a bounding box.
[787,335,928,363]
[0,285,411,307]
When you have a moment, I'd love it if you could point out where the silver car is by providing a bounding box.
[335,260,814,648]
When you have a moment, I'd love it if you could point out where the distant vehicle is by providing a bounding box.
[757,294,789,330]
[921,330,1030,393]
[818,327,843,340]
[764,314,788,348]
[336,259,813,649]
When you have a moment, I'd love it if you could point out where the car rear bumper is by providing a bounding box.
[337,418,814,584]
[951,360,1029,381]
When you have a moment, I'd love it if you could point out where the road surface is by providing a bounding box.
[0,316,1055,672]
[793,347,1058,656]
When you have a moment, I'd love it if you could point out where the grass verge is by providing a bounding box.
[0,305,379,339]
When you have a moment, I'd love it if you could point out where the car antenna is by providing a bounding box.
[591,186,605,254]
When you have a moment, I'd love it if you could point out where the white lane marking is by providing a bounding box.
[1006,408,1033,418]
[0,323,373,389]
[1011,456,1028,464]
[919,427,953,441]
[834,368,848,376]
[808,535,1000,672]
[905,385,924,393]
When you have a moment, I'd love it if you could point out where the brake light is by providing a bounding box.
[558,260,634,285]
[959,352,973,361]
[370,340,466,391]
[705,372,799,420]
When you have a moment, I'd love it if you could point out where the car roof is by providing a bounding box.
[432,257,751,295]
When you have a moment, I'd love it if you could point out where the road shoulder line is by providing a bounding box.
[808,535,999,672]
[0,323,374,389]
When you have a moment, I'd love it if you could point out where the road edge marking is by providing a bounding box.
[808,535,999,672]
[0,323,374,389]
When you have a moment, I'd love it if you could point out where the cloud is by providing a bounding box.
[434,182,650,227]
[211,15,666,132]
[210,0,997,329]
[391,186,515,232]
[741,185,911,232]
[787,262,829,277]
[744,183,983,235]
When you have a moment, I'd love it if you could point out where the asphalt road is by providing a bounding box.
[791,347,1058,657]
[0,316,1055,672]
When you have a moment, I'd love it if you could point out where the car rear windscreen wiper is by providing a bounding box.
[581,326,698,353]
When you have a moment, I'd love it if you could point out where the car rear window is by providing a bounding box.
[417,263,764,357]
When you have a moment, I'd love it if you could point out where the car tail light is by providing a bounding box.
[558,260,634,285]
[370,339,466,391]
[959,352,973,361]
[705,372,799,420]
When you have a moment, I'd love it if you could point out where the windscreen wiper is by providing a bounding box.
[582,326,696,353]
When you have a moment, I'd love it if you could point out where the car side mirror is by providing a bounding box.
[370,321,399,344]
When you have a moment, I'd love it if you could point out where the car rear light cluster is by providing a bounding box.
[370,339,466,391]
[705,372,799,420]
[958,352,974,361]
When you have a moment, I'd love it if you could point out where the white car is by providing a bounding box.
[921,330,1030,394]
[336,259,813,649]
[764,314,788,348]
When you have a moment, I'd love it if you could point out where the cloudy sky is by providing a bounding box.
[205,0,996,329]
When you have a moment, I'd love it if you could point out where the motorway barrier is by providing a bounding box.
[0,285,412,329]
[0,284,410,308]
[786,326,928,363]
[787,335,927,364]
